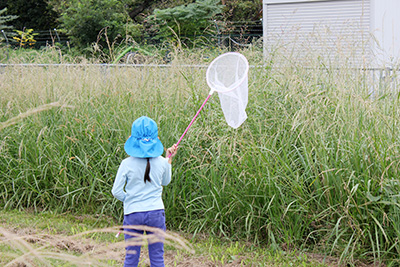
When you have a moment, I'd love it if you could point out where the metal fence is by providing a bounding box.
[0,62,397,98]
[214,20,263,48]
[1,29,69,49]
[369,67,400,97]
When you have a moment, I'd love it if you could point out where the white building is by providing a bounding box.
[263,0,400,67]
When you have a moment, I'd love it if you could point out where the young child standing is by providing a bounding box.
[112,116,178,267]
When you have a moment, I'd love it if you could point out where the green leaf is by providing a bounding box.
[366,192,381,202]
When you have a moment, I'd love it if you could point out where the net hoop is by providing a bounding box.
[206,52,249,95]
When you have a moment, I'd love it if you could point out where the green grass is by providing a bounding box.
[1,45,400,266]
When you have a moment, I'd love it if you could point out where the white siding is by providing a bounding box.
[370,0,400,66]
[263,0,371,66]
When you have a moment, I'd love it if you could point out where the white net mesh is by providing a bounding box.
[206,52,249,129]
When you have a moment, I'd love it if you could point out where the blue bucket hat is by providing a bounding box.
[124,116,164,158]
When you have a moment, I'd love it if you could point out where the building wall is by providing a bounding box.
[262,0,400,95]
[370,0,400,66]
[263,0,371,66]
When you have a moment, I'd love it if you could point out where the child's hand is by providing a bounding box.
[166,144,178,162]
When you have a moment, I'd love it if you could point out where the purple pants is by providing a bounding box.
[123,209,166,267]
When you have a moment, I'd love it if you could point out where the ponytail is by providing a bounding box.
[144,158,151,183]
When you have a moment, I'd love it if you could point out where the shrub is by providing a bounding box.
[59,0,129,49]
[149,0,223,42]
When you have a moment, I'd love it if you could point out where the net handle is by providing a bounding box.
[168,93,213,158]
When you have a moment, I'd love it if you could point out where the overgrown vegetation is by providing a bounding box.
[1,44,400,266]
[0,0,262,55]
[58,0,130,50]
[150,0,224,41]
[0,0,58,31]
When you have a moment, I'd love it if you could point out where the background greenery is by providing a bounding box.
[0,0,263,54]
[1,45,400,266]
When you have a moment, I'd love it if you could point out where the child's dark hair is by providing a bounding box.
[144,158,151,183]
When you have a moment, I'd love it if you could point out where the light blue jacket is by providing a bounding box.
[112,156,171,215]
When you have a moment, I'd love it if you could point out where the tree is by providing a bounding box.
[125,0,197,22]
[222,0,262,21]
[0,0,59,31]
[59,0,129,49]
[13,28,38,47]
[0,8,18,34]
[126,0,158,22]
[150,0,224,39]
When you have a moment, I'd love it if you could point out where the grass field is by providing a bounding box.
[1,46,400,266]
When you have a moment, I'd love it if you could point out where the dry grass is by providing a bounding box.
[0,102,74,131]
[0,225,194,267]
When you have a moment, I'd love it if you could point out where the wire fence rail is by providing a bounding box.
[0,63,398,97]
[0,63,209,68]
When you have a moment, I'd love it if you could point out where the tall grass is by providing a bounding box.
[1,46,400,265]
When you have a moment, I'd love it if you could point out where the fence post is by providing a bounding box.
[1,30,9,61]
[214,20,221,48]
[54,28,61,43]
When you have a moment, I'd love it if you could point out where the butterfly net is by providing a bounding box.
[206,52,249,129]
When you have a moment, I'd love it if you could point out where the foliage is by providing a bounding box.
[58,0,130,49]
[0,0,59,31]
[150,0,224,40]
[12,28,38,47]
[0,8,18,34]
[222,0,262,21]
[124,0,158,22]
[125,0,196,22]
[1,0,263,53]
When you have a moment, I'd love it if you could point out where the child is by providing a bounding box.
[112,116,178,267]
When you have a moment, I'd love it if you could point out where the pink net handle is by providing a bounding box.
[168,94,212,158]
